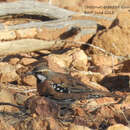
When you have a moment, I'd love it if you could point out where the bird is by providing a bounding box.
[27,63,123,101]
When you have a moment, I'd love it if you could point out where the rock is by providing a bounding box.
[83,0,104,6]
[38,0,130,15]
[71,48,88,71]
[121,95,130,115]
[39,0,104,12]
[91,65,113,75]
[123,109,130,127]
[68,124,91,130]
[47,53,71,73]
[36,20,97,43]
[14,92,28,105]
[20,58,37,65]
[99,73,130,92]
[23,75,37,86]
[7,0,17,1]
[91,55,118,66]
[72,97,125,129]
[25,96,59,118]
[37,26,68,40]
[72,97,117,113]
[45,117,63,130]
[90,55,119,75]
[0,62,18,82]
[0,0,6,2]
[119,60,130,72]
[115,11,130,29]
[16,115,62,130]
[0,88,17,112]
[107,124,129,130]
[71,14,113,30]
[70,71,108,91]
[0,116,15,130]
[47,48,88,73]
[9,57,20,65]
[89,12,130,56]
[45,0,82,12]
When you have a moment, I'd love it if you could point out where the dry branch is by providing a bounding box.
[0,39,59,55]
[0,39,85,56]
[0,19,97,31]
[0,0,75,19]
[0,0,97,55]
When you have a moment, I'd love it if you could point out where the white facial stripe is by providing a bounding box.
[37,74,47,82]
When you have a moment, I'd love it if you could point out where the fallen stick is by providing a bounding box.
[0,0,75,19]
[0,0,97,55]
[0,39,85,56]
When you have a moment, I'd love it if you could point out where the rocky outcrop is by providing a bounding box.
[88,12,130,56]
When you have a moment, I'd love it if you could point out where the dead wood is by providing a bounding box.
[0,0,98,55]
[0,0,75,19]
[0,39,85,56]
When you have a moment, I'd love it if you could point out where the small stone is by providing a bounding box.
[91,55,118,66]
[107,124,129,130]
[72,48,88,71]
[0,62,18,82]
[0,88,17,112]
[120,60,130,72]
[23,75,37,86]
[37,26,68,40]
[32,113,37,118]
[47,48,88,73]
[68,123,91,130]
[20,58,37,65]
[93,65,113,75]
[100,73,130,92]
[9,58,20,65]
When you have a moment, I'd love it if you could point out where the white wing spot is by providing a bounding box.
[60,89,63,93]
[56,87,60,91]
